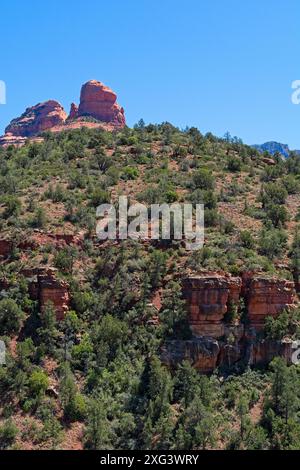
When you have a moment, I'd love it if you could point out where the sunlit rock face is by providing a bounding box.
[5,100,67,137]
[242,273,296,329]
[182,273,242,338]
[78,80,125,126]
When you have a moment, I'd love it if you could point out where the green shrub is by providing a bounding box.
[0,298,25,335]
[192,169,215,190]
[28,369,49,397]
[204,208,219,227]
[0,419,18,449]
[31,207,47,228]
[2,196,21,218]
[259,228,287,259]
[227,156,242,172]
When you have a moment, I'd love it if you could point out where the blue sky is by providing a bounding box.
[1,0,300,147]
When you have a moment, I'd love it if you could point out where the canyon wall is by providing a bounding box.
[163,272,298,373]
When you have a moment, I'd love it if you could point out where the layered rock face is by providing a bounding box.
[67,102,79,120]
[0,133,27,147]
[28,268,70,320]
[78,80,125,125]
[182,274,242,338]
[5,100,67,137]
[242,273,296,329]
[163,272,298,373]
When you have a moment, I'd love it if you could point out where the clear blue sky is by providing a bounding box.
[1,0,300,148]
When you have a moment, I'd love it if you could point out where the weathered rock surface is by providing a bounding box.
[161,337,220,373]
[78,80,125,125]
[242,273,296,329]
[67,102,78,120]
[28,268,70,320]
[0,133,27,147]
[5,100,67,137]
[0,80,125,146]
[162,272,299,372]
[182,274,242,338]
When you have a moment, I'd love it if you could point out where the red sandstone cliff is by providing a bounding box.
[163,272,299,373]
[5,100,67,138]
[27,268,70,320]
[78,80,125,125]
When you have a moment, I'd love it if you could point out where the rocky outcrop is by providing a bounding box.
[78,80,125,126]
[0,239,13,257]
[20,267,69,320]
[0,80,125,146]
[28,268,70,320]
[67,103,78,120]
[246,330,294,366]
[0,133,27,147]
[242,273,296,329]
[162,272,299,373]
[5,100,67,137]
[182,274,242,338]
[161,337,220,373]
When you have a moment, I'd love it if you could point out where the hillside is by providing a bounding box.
[1,123,300,449]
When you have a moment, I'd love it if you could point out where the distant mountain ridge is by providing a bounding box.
[252,141,300,158]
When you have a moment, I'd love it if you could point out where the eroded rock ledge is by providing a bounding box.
[162,272,298,372]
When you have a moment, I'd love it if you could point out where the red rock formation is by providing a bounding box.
[242,273,297,329]
[182,274,242,338]
[161,337,220,373]
[26,268,70,320]
[0,133,27,147]
[5,100,67,138]
[164,272,299,372]
[78,80,125,126]
[67,102,78,120]
[0,80,125,146]
[37,269,70,321]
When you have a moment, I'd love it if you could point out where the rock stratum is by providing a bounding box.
[0,80,125,146]
[162,272,298,373]
[1,231,299,374]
